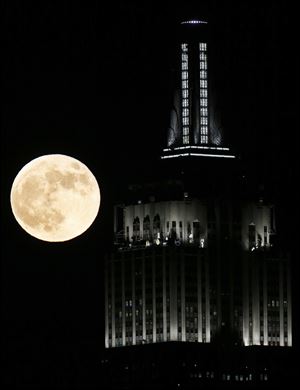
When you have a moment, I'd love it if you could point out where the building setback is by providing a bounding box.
[106,198,291,348]
[103,19,293,388]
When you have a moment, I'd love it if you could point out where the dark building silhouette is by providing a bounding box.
[102,20,293,388]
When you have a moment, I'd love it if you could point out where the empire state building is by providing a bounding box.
[162,20,235,159]
[103,19,292,387]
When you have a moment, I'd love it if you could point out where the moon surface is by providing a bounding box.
[10,154,101,242]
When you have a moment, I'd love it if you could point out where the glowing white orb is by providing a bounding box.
[10,154,100,242]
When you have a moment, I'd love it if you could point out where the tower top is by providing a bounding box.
[162,21,235,160]
[180,20,208,25]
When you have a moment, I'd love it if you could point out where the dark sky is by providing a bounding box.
[1,1,299,387]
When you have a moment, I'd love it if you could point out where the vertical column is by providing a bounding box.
[229,257,234,330]
[205,258,210,342]
[252,260,260,345]
[228,208,234,329]
[132,255,136,345]
[142,254,146,342]
[111,259,116,347]
[122,260,126,346]
[152,252,157,342]
[215,201,222,329]
[170,251,178,341]
[181,253,186,341]
[162,250,167,341]
[287,260,292,346]
[197,252,203,342]
[104,256,109,348]
[199,42,208,144]
[113,206,118,237]
[263,262,268,346]
[243,256,249,346]
[279,262,284,346]
[181,43,190,145]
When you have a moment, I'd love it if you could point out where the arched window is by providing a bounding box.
[153,214,160,238]
[248,224,256,250]
[143,215,150,240]
[193,221,200,241]
[133,217,140,240]
[170,221,177,241]
[187,222,192,243]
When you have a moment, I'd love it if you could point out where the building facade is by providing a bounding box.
[105,199,292,348]
[162,20,234,159]
[104,19,292,354]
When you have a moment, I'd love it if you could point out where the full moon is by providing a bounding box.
[10,154,101,242]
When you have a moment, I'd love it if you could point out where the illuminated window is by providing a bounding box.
[182,98,189,107]
[182,52,188,71]
[182,71,188,80]
[182,89,189,98]
[182,80,188,89]
[200,89,207,98]
[199,42,209,144]
[200,80,207,88]
[182,53,188,60]
[181,43,189,145]
[182,61,188,70]
[201,126,208,134]
[183,126,189,135]
[183,135,189,144]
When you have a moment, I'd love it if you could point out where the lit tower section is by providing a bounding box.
[199,42,208,144]
[162,20,235,159]
[181,43,190,145]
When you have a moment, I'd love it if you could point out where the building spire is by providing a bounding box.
[162,21,235,159]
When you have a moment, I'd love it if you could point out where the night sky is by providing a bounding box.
[1,1,299,387]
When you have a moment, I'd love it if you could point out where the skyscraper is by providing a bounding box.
[106,197,291,348]
[103,19,292,387]
[162,20,235,159]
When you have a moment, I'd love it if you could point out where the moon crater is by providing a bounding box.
[10,154,100,242]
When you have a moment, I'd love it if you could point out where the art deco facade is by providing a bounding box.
[104,20,292,352]
[162,20,234,159]
[105,198,292,348]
